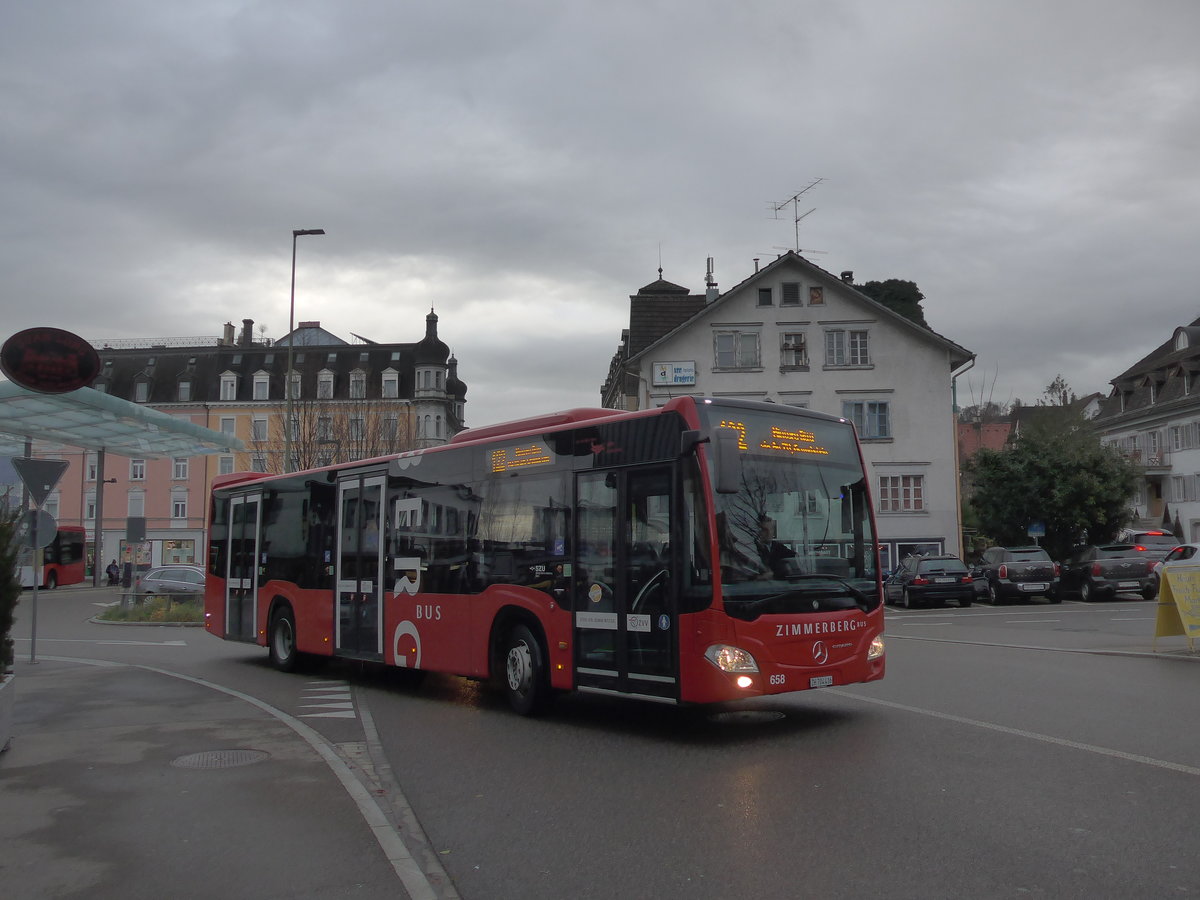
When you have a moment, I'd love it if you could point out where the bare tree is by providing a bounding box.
[250,396,418,473]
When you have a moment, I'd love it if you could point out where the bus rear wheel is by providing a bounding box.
[502,624,549,716]
[269,607,299,673]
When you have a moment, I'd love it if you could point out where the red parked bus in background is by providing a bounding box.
[204,397,885,714]
[18,524,87,589]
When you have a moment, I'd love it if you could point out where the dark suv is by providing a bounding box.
[885,555,974,609]
[972,546,1060,604]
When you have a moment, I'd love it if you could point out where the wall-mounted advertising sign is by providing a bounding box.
[651,361,696,386]
[0,327,101,394]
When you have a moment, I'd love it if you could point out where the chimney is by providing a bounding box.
[705,256,719,302]
[241,318,254,347]
[753,258,760,273]
[841,270,854,284]
[222,322,235,346]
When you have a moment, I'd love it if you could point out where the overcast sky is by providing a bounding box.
[4,1,1199,427]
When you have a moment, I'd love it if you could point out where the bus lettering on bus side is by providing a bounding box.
[415,604,442,621]
[393,557,421,595]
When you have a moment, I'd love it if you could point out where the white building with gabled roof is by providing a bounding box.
[601,251,975,566]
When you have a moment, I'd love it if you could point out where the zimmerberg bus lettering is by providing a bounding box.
[776,620,865,637]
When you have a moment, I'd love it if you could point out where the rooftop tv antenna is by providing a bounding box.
[768,178,825,253]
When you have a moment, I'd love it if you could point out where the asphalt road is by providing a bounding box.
[8,589,1199,899]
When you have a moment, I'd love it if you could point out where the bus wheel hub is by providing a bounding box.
[506,643,531,692]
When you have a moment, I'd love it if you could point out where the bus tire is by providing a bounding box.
[45,571,57,590]
[502,623,549,716]
[269,607,299,673]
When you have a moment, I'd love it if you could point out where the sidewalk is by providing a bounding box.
[0,655,444,900]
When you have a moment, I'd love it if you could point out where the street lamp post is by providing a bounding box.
[285,228,325,473]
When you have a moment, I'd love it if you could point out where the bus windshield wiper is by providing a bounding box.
[784,574,873,613]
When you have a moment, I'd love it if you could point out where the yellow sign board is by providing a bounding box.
[1155,566,1200,650]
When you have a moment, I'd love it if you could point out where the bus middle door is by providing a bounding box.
[225,493,262,642]
[574,466,677,701]
[336,474,385,659]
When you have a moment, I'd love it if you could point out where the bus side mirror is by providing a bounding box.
[713,427,741,494]
[680,430,702,455]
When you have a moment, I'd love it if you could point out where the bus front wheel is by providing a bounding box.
[269,607,299,673]
[502,624,549,716]
[45,571,57,590]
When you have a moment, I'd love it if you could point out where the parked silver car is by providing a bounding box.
[137,565,206,596]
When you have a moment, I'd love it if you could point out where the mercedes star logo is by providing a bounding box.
[812,640,829,664]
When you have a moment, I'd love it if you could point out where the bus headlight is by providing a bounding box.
[868,636,885,660]
[704,644,759,673]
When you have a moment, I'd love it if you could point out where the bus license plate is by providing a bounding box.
[809,675,834,688]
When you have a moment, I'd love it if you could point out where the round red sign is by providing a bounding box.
[0,327,101,394]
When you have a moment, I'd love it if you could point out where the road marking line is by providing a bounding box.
[829,689,1200,777]
[1004,619,1061,623]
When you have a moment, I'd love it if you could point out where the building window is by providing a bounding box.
[825,329,870,367]
[172,495,188,519]
[85,493,96,521]
[251,454,268,473]
[220,373,237,400]
[382,370,399,399]
[349,370,366,399]
[127,491,145,517]
[317,370,334,399]
[349,416,365,441]
[809,286,824,305]
[130,459,146,481]
[383,415,399,441]
[843,401,890,439]
[253,372,269,400]
[317,416,333,441]
[781,333,808,367]
[173,457,188,480]
[177,380,191,402]
[219,416,236,437]
[878,475,924,512]
[714,331,761,369]
[218,456,234,476]
[251,417,268,442]
[86,453,97,481]
[757,287,773,306]
[288,371,302,400]
[134,381,149,403]
[781,282,801,306]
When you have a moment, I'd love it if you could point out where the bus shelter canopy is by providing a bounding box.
[0,381,245,458]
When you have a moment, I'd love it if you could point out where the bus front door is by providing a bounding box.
[225,493,261,642]
[336,474,385,659]
[574,466,677,701]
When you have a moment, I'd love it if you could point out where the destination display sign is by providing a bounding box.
[490,440,553,474]
[719,418,831,457]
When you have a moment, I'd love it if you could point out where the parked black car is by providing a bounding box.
[885,555,974,609]
[1058,544,1158,601]
[972,546,1060,604]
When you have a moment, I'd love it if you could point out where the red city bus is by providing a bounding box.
[204,397,885,713]
[18,524,87,589]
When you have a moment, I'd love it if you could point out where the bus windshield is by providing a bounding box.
[699,404,880,618]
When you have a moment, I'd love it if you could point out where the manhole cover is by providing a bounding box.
[708,710,786,725]
[171,749,270,769]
